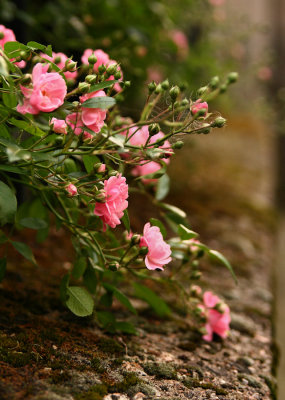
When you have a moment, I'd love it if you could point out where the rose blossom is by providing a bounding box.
[170,30,189,59]
[66,183,77,196]
[17,63,67,115]
[66,90,107,139]
[50,118,67,134]
[40,51,77,80]
[98,164,106,173]
[200,291,231,342]
[140,223,172,270]
[191,99,208,116]
[94,174,128,230]
[0,25,26,69]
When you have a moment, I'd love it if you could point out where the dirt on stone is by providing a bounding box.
[0,114,277,399]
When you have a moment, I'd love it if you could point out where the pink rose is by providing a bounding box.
[40,52,77,80]
[17,63,67,115]
[98,164,106,173]
[50,118,68,134]
[132,161,162,184]
[191,99,208,116]
[94,174,128,230]
[66,183,77,196]
[80,90,107,133]
[66,112,86,136]
[140,223,172,270]
[200,291,231,341]
[170,30,189,57]
[0,25,16,48]
[123,125,149,147]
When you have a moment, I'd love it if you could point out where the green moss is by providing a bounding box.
[127,382,156,397]
[0,350,32,367]
[108,372,140,392]
[90,357,106,373]
[183,378,228,395]
[185,365,204,379]
[143,362,177,379]
[75,384,108,400]
[96,337,124,355]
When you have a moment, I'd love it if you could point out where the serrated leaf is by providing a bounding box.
[81,96,116,110]
[208,249,237,284]
[155,173,170,201]
[4,41,28,58]
[0,181,17,225]
[66,286,94,317]
[149,218,167,239]
[178,224,198,240]
[103,283,137,314]
[11,241,36,265]
[122,209,130,233]
[0,257,7,282]
[18,217,48,230]
[89,80,118,92]
[133,282,171,317]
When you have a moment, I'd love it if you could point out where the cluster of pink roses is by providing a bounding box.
[199,291,231,341]
[40,51,78,81]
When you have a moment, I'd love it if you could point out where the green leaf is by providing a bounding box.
[89,80,118,92]
[66,286,94,317]
[72,257,87,279]
[0,123,11,139]
[103,283,137,314]
[0,181,17,225]
[114,321,137,334]
[81,96,116,110]
[149,218,167,239]
[9,118,46,137]
[0,257,7,282]
[27,41,52,56]
[159,203,186,219]
[6,143,31,162]
[133,282,171,317]
[178,224,198,240]
[82,155,100,173]
[155,173,170,201]
[97,311,116,330]
[122,209,130,233]
[0,165,27,174]
[2,81,17,108]
[208,249,237,284]
[4,41,28,58]
[11,241,36,265]
[18,217,48,230]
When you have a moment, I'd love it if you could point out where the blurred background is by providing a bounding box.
[2,0,285,396]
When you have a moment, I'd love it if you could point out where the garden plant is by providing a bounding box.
[0,24,238,340]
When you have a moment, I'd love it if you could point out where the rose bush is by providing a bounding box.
[0,28,236,338]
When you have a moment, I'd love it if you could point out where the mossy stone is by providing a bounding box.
[143,362,177,379]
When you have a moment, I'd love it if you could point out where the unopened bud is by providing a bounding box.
[172,141,184,150]
[124,81,131,88]
[209,76,220,90]
[174,101,180,108]
[194,305,205,317]
[178,82,188,91]
[139,246,149,256]
[211,117,226,128]
[169,85,180,101]
[114,70,121,79]
[67,61,77,71]
[106,64,117,76]
[78,82,90,93]
[54,56,61,64]
[131,234,141,245]
[219,84,227,93]
[161,79,170,90]
[197,86,208,96]
[98,64,106,74]
[154,83,163,94]
[227,72,239,84]
[55,136,64,145]
[85,74,97,84]
[215,302,227,314]
[190,285,202,297]
[19,50,28,60]
[181,98,189,107]
[148,123,160,136]
[72,101,80,108]
[108,262,120,271]
[200,127,211,135]
[108,170,118,177]
[94,163,106,173]
[21,74,31,84]
[148,81,156,94]
[88,54,97,65]
[95,189,106,202]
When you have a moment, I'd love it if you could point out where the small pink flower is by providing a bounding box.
[81,49,110,71]
[17,63,67,115]
[14,60,26,68]
[66,112,85,136]
[98,164,106,173]
[94,174,128,230]
[187,238,201,252]
[0,25,16,48]
[170,30,189,59]
[140,223,172,271]
[66,183,77,196]
[50,118,68,134]
[123,125,149,147]
[40,52,77,80]
[80,90,107,133]
[200,291,231,342]
[191,99,208,116]
[132,161,162,184]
